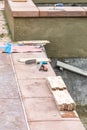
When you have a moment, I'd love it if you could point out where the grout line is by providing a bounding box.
[0,98,19,99]
[10,54,31,130]
[22,97,52,99]
[28,119,80,122]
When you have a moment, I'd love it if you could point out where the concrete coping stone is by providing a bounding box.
[38,6,86,17]
[8,0,39,17]
[7,0,87,17]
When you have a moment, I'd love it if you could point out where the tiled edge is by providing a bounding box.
[6,0,87,17]
[29,120,85,130]
[38,7,86,17]
[7,0,39,17]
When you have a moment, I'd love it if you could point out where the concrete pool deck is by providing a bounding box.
[0,2,86,129]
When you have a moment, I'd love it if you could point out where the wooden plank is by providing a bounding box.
[52,90,76,111]
[18,58,51,63]
[15,40,50,45]
[12,0,27,2]
[46,76,67,90]
[57,60,87,77]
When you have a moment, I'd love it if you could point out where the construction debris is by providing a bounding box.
[46,76,76,111]
[38,61,48,71]
[46,76,67,90]
[18,58,51,63]
[52,90,76,111]
[15,40,50,45]
[57,60,87,77]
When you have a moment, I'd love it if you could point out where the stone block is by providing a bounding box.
[38,7,86,17]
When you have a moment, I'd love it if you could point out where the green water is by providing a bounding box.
[77,105,87,130]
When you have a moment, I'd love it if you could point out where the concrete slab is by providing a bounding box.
[0,54,13,73]
[12,52,47,64]
[0,76,19,98]
[0,53,11,65]
[38,7,86,17]
[14,63,56,79]
[0,99,27,130]
[29,120,85,130]
[18,79,52,98]
[0,54,19,98]
[23,98,61,121]
[7,0,39,17]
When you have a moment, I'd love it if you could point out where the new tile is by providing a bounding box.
[23,98,61,121]
[18,79,52,98]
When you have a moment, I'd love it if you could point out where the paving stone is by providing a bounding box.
[0,54,19,98]
[7,0,39,17]
[29,120,85,130]
[18,79,52,98]
[14,63,56,79]
[0,77,19,98]
[0,54,10,65]
[0,99,27,130]
[23,98,61,121]
[0,54,13,74]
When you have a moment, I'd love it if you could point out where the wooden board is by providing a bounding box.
[57,60,87,77]
[18,58,51,63]
[12,0,27,2]
[46,76,67,90]
[52,90,76,111]
[15,40,50,45]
